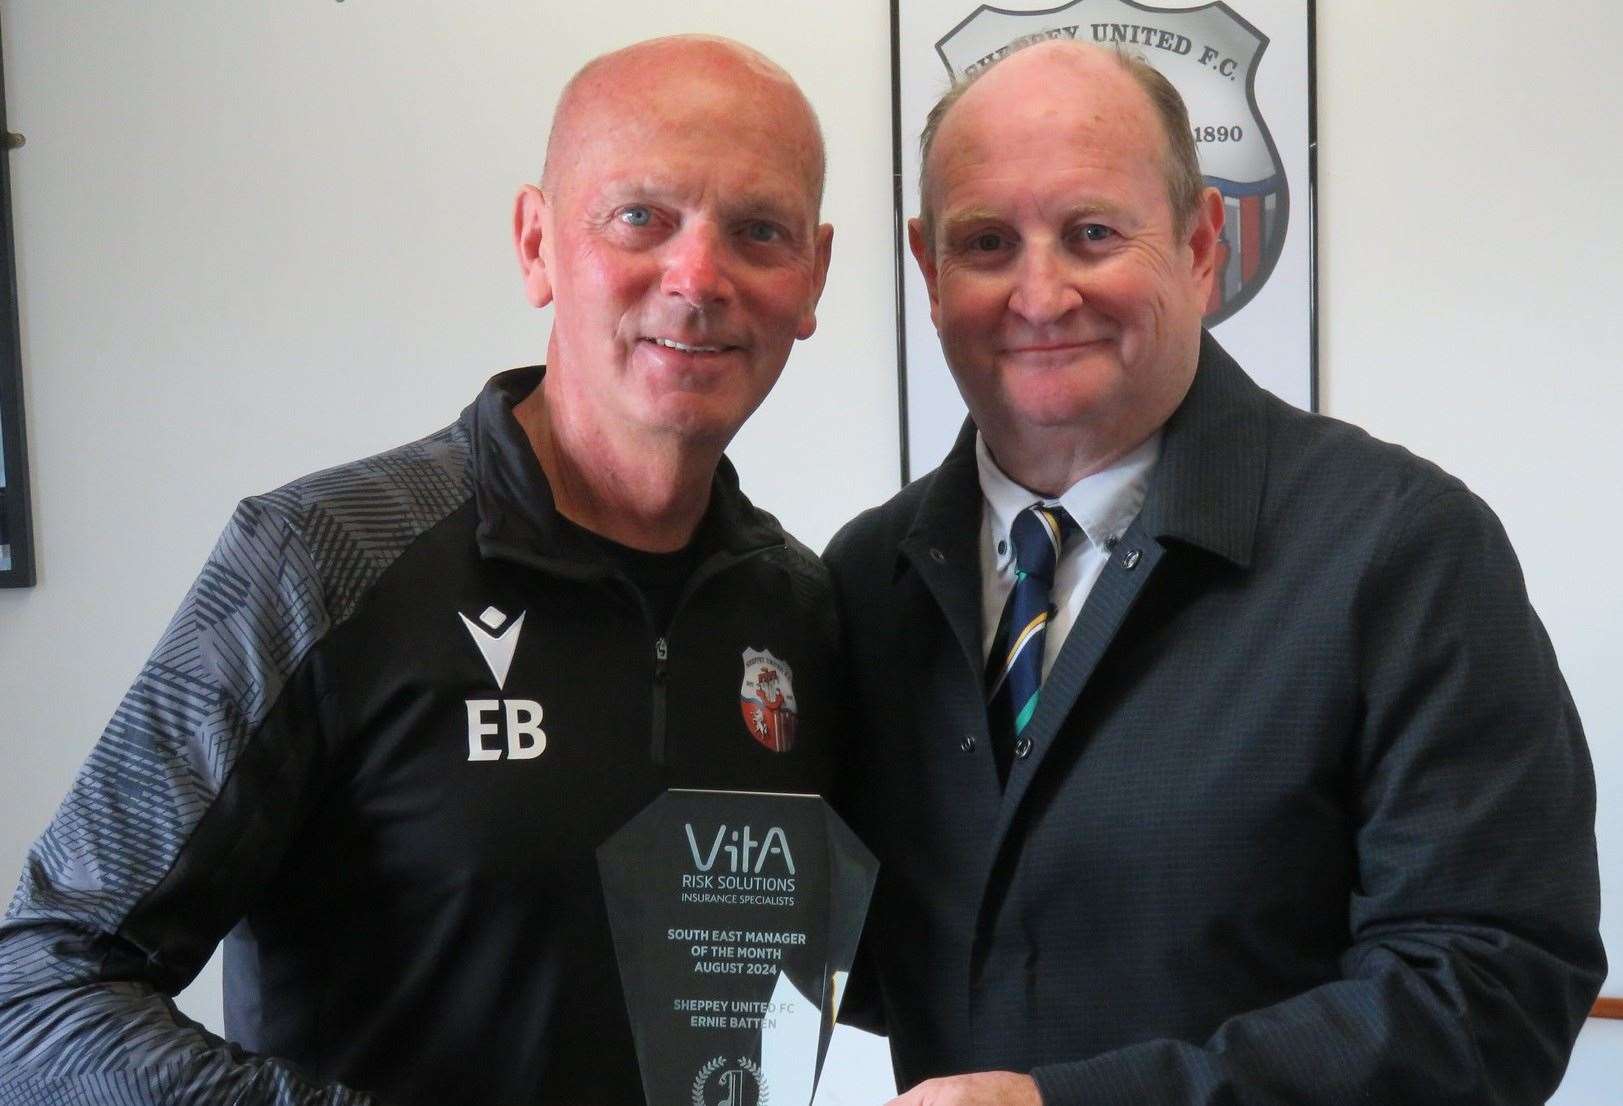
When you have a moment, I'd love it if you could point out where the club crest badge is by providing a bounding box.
[933,0,1288,323]
[739,648,798,753]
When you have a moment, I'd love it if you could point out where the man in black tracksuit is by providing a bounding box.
[0,36,836,1106]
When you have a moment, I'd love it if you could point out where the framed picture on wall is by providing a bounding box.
[1,31,35,588]
[890,0,1317,483]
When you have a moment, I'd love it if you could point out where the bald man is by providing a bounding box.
[827,41,1601,1106]
[0,36,838,1106]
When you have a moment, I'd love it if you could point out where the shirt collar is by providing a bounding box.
[975,431,1162,571]
[466,366,782,568]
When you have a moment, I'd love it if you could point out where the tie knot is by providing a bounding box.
[1010,504,1076,585]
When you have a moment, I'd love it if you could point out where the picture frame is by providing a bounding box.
[1,28,35,588]
[891,0,1318,483]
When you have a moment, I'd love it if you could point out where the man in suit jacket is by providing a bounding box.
[825,41,1602,1106]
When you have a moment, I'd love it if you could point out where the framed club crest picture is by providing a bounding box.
[890,0,1317,482]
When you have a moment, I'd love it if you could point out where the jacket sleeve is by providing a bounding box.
[1029,486,1605,1106]
[0,498,378,1106]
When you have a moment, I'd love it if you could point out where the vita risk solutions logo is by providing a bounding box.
[684,823,797,877]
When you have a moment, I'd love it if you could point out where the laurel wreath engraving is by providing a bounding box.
[689,1055,770,1106]
[739,1056,770,1105]
[691,1056,727,1106]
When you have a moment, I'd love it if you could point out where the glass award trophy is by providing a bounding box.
[598,790,877,1106]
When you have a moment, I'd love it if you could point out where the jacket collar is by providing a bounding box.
[896,418,987,673]
[899,418,985,583]
[903,331,1267,574]
[462,366,784,571]
[1136,331,1267,568]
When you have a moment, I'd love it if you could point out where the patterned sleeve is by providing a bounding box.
[0,495,377,1106]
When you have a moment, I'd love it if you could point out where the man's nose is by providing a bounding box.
[661,223,734,308]
[1007,245,1083,324]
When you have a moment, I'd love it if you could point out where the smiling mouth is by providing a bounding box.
[1003,338,1109,355]
[649,337,735,354]
[1005,332,1125,360]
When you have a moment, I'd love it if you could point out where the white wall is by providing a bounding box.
[1,1,1618,1102]
[1314,1,1623,1002]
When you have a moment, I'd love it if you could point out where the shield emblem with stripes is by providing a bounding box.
[934,0,1289,324]
[739,648,798,753]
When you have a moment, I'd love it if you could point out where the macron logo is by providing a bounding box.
[459,605,526,690]
[459,606,545,763]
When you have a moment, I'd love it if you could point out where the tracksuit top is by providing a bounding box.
[0,368,841,1105]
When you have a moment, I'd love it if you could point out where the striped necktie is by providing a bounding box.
[986,503,1079,783]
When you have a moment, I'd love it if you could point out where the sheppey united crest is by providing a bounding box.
[934,0,1289,324]
[739,648,798,753]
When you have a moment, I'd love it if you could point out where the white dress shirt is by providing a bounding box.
[976,431,1162,678]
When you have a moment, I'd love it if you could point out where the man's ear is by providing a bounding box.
[796,222,836,340]
[907,217,942,330]
[513,185,554,309]
[1186,186,1226,303]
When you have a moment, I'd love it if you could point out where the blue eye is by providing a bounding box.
[1081,224,1113,241]
[970,232,1005,252]
[744,221,781,243]
[619,206,652,227]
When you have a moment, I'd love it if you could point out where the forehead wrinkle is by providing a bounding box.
[934,142,1147,214]
[941,195,1130,227]
[587,173,809,225]
[941,206,1004,228]
[568,137,818,233]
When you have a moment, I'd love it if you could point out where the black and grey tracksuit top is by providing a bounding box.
[0,368,841,1105]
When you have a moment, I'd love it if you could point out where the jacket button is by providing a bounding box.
[1014,736,1033,758]
[960,734,976,752]
[930,547,946,564]
[1123,549,1142,570]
